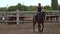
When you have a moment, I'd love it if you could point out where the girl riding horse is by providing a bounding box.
[33,3,45,32]
[34,3,44,20]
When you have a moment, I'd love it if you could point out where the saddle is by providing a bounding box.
[35,12,45,21]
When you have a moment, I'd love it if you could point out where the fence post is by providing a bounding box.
[16,10,20,24]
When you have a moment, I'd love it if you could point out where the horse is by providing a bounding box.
[33,12,45,32]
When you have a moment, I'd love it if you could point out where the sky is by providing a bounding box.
[0,0,60,7]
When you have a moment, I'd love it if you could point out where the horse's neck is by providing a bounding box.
[38,13,44,18]
[38,14,43,17]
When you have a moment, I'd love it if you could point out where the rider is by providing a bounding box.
[37,3,42,13]
[34,3,42,20]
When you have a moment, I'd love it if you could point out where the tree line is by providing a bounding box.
[0,0,60,11]
[0,3,37,11]
[0,3,52,11]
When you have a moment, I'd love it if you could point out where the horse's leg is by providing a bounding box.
[33,19,36,31]
[41,23,44,32]
[38,23,41,32]
[38,23,44,32]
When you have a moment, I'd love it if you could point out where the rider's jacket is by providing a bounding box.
[37,6,42,13]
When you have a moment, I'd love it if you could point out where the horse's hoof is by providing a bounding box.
[39,30,43,32]
[33,30,35,32]
[39,31,42,32]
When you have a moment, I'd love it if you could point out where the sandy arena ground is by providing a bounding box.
[0,22,60,34]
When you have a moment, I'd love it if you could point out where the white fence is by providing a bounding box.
[0,10,60,24]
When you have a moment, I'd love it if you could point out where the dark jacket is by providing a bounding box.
[37,6,42,12]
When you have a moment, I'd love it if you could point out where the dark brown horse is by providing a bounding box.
[33,12,45,32]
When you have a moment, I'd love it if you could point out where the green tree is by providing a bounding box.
[43,6,51,10]
[51,0,58,10]
[58,5,60,10]
[0,7,7,11]
[27,6,37,11]
[16,3,23,11]
[20,5,28,11]
[8,6,17,11]
[16,3,28,11]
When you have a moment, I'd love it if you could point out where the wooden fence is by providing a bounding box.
[0,10,60,24]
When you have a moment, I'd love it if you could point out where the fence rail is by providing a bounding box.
[0,10,60,24]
